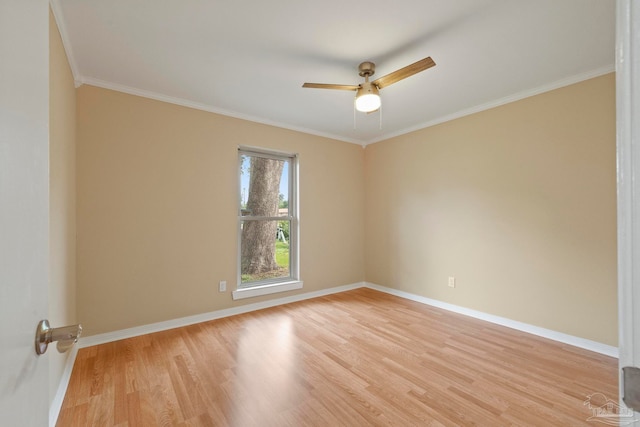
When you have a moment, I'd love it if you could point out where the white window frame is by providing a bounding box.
[233,146,301,300]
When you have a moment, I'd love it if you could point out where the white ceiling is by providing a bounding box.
[52,0,615,145]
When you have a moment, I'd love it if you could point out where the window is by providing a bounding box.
[233,147,300,300]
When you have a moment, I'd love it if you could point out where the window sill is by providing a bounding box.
[232,280,303,300]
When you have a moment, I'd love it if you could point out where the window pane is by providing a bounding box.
[240,154,250,215]
[239,154,289,217]
[278,161,289,217]
[240,220,290,285]
[238,148,297,292]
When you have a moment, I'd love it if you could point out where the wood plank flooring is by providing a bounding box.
[57,288,618,426]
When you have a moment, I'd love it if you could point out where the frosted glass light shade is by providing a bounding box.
[355,83,381,112]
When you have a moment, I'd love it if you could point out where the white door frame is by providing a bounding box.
[616,0,640,417]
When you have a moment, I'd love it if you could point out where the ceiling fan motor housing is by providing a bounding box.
[358,61,376,78]
[358,81,379,96]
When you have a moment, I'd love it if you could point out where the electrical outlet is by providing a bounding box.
[219,280,227,292]
[448,276,456,288]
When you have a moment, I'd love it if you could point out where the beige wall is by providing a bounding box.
[76,86,365,335]
[49,9,77,406]
[74,73,616,345]
[365,73,617,346]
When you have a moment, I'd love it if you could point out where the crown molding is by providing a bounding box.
[71,61,613,148]
[364,64,616,146]
[77,77,363,145]
[49,0,81,86]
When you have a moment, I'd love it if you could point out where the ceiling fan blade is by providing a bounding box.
[302,83,359,91]
[372,56,436,89]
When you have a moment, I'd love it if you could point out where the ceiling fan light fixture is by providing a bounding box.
[303,57,435,114]
[355,82,381,113]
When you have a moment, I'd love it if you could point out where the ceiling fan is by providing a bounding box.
[302,56,436,113]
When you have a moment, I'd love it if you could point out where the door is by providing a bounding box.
[0,1,50,425]
[617,0,640,419]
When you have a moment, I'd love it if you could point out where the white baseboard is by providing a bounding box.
[52,279,619,427]
[55,279,616,425]
[79,281,364,348]
[49,346,79,427]
[78,280,618,357]
[364,282,618,358]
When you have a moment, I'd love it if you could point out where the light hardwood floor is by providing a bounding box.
[57,288,618,426]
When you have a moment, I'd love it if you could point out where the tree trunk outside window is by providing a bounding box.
[241,157,284,275]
